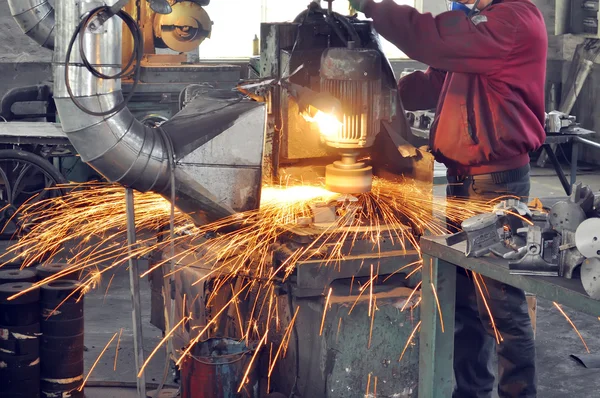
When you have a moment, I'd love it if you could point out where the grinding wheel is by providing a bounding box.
[325,161,372,194]
[576,218,600,258]
[156,1,212,52]
[581,257,600,299]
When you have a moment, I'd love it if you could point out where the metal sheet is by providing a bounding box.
[581,257,600,299]
[575,218,600,258]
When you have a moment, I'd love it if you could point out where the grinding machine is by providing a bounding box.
[10,0,433,396]
[159,2,433,397]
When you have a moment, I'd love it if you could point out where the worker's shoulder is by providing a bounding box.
[486,0,544,22]
[485,0,546,35]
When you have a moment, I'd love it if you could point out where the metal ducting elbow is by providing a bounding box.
[8,0,55,50]
[52,0,264,225]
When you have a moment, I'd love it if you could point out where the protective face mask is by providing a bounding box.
[450,2,476,15]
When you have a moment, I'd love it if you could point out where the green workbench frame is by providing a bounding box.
[418,235,600,398]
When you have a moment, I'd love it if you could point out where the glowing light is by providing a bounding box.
[303,110,342,137]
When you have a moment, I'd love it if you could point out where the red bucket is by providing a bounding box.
[180,338,259,398]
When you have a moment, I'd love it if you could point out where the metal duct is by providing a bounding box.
[51,0,260,224]
[8,0,55,50]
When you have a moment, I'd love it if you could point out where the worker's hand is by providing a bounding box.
[349,0,369,13]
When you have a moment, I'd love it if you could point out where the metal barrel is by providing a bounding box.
[0,269,37,284]
[41,377,84,398]
[0,282,41,397]
[180,337,260,398]
[39,280,85,396]
[36,263,81,282]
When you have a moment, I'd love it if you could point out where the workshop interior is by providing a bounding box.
[0,0,600,397]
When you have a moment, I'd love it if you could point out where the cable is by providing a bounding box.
[64,6,144,117]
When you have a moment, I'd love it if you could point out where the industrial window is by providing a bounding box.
[198,0,414,60]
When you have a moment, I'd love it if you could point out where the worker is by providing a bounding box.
[348,0,546,396]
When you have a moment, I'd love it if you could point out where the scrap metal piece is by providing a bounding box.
[461,213,502,257]
[494,199,533,232]
[494,199,532,217]
[581,257,600,299]
[509,226,560,276]
[575,218,600,258]
[569,182,595,215]
[548,201,586,233]
[559,230,585,278]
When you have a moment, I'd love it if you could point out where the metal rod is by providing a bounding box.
[126,188,147,398]
[571,141,579,187]
[542,144,572,195]
[575,135,600,150]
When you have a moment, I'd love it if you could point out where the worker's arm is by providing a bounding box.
[398,67,446,110]
[363,0,517,74]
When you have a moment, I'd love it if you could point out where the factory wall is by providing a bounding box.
[0,1,53,95]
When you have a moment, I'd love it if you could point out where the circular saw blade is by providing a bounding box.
[157,1,212,52]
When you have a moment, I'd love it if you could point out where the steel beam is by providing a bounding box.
[418,255,456,398]
[126,188,147,398]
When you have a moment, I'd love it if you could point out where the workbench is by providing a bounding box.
[417,235,600,398]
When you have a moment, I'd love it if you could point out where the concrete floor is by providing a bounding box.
[78,164,600,398]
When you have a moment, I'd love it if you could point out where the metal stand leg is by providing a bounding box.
[571,141,579,187]
[419,255,456,398]
[542,144,572,195]
[126,188,147,398]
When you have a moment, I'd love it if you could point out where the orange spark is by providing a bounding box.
[320,287,333,336]
[113,328,123,371]
[80,332,118,391]
[399,320,421,361]
[553,302,590,353]
[472,273,501,344]
[430,282,445,333]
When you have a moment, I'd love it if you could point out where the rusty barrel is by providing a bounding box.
[180,338,259,398]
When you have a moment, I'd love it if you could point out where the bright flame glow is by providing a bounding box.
[304,110,342,137]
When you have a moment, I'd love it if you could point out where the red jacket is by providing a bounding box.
[364,0,547,175]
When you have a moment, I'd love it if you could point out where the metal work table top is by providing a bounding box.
[420,235,600,317]
[0,122,69,145]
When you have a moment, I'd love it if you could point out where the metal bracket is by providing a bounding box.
[509,226,560,276]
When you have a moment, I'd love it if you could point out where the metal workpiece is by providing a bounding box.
[575,218,600,258]
[509,226,560,276]
[461,213,502,258]
[570,182,595,215]
[548,200,587,233]
[49,0,266,224]
[581,257,600,299]
[559,230,586,278]
[8,0,55,50]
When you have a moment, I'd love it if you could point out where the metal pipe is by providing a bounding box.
[559,59,594,114]
[51,0,236,224]
[574,135,600,151]
[0,85,52,121]
[125,188,147,398]
[8,0,55,50]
